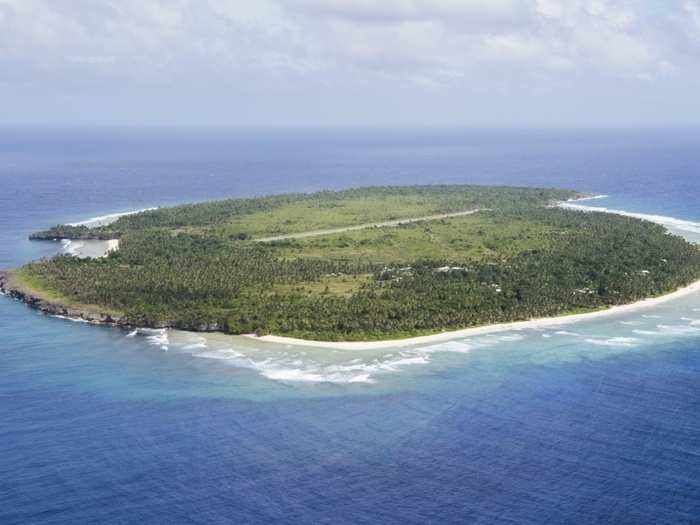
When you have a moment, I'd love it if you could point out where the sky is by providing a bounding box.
[1,0,700,126]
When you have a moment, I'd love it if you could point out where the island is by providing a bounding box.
[3,185,700,342]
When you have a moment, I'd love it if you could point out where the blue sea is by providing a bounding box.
[3,127,700,524]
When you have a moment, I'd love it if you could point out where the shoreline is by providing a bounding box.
[5,194,700,349]
[5,267,700,349]
[559,201,700,237]
[244,278,700,349]
[63,238,120,258]
[0,271,129,327]
[68,207,158,228]
[29,207,157,256]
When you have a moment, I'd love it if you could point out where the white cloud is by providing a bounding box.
[287,0,671,84]
[0,0,697,125]
[0,0,681,85]
[286,0,531,27]
[680,0,700,40]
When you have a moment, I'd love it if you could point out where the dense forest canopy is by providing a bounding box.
[18,185,700,341]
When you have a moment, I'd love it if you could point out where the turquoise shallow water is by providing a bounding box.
[2,127,700,523]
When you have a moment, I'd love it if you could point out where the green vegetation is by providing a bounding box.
[9,268,124,318]
[30,185,579,240]
[20,185,700,341]
[273,213,555,263]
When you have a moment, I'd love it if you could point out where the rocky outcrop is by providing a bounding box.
[194,322,220,332]
[0,271,130,327]
[29,232,120,241]
[29,225,121,241]
[0,272,225,333]
[1,271,232,340]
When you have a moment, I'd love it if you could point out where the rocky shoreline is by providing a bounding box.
[0,271,223,332]
[0,271,128,327]
[28,232,119,241]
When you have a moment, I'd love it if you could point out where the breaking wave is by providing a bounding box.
[634,324,700,336]
[118,300,700,384]
[113,305,700,384]
[559,201,700,236]
[61,239,83,256]
[584,337,641,347]
[68,207,158,228]
[159,332,530,384]
[126,328,169,350]
[52,315,90,324]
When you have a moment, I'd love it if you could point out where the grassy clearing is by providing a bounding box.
[270,274,373,297]
[216,195,451,238]
[272,212,556,264]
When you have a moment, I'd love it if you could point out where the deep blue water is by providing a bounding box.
[2,127,700,523]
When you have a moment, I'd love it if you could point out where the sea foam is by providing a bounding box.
[68,207,158,228]
[126,328,170,350]
[634,324,700,336]
[559,201,700,235]
[584,337,641,347]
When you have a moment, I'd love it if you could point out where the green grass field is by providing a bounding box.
[270,212,555,264]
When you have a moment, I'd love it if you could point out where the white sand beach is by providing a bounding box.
[62,207,154,258]
[63,238,120,258]
[246,278,700,350]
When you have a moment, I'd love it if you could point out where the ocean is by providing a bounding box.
[2,126,700,524]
